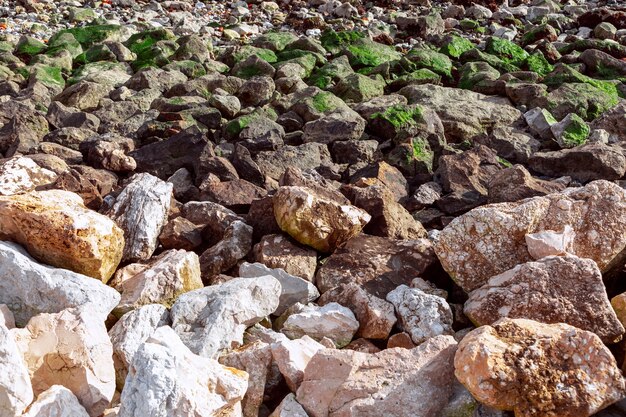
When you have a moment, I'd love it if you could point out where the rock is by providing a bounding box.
[487,164,566,204]
[109,304,169,390]
[591,102,626,143]
[270,393,309,417]
[297,335,458,417]
[271,336,325,392]
[280,302,359,348]
[387,332,417,349]
[475,126,540,163]
[303,111,366,144]
[158,217,202,250]
[318,283,396,340]
[255,143,333,182]
[528,144,626,182]
[22,385,90,417]
[273,186,370,253]
[238,117,285,153]
[219,341,273,417]
[551,113,590,149]
[0,305,14,329]
[110,249,202,316]
[454,318,626,417]
[0,190,124,282]
[53,81,113,111]
[200,178,267,210]
[239,262,320,316]
[0,322,33,417]
[0,241,120,327]
[13,308,115,417]
[386,285,454,345]
[525,225,575,260]
[434,180,626,292]
[104,173,173,262]
[349,161,409,202]
[199,219,253,279]
[524,107,556,140]
[253,234,317,281]
[171,276,281,358]
[465,255,624,343]
[46,101,100,131]
[118,326,248,417]
[0,156,57,196]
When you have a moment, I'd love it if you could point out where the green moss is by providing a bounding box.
[125,29,175,54]
[320,29,365,55]
[307,56,354,89]
[225,114,255,136]
[524,51,553,76]
[49,24,124,48]
[485,37,529,66]
[0,41,13,54]
[15,36,47,57]
[255,31,298,52]
[459,19,480,30]
[560,114,590,147]
[544,64,621,100]
[497,156,513,168]
[232,45,277,64]
[164,60,206,78]
[371,104,424,128]
[345,38,402,68]
[459,48,519,73]
[458,61,500,90]
[30,64,65,89]
[311,92,342,113]
[75,44,117,64]
[407,48,452,77]
[545,83,618,121]
[46,32,83,58]
[440,36,474,58]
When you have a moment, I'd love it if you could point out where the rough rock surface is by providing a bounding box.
[0,322,33,417]
[0,156,57,196]
[271,335,325,392]
[281,302,359,348]
[22,385,90,417]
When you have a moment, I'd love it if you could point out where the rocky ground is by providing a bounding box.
[1,0,626,416]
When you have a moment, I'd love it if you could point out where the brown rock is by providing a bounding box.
[455,318,626,417]
[253,234,318,282]
[487,164,567,204]
[200,178,267,210]
[349,161,408,202]
[387,332,417,349]
[345,338,381,353]
[158,216,203,250]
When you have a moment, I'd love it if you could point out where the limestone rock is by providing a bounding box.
[280,303,359,348]
[0,190,124,282]
[12,308,115,417]
[253,234,317,281]
[464,255,624,343]
[435,180,626,292]
[171,276,281,358]
[271,335,325,392]
[110,249,202,316]
[273,186,371,253]
[23,385,90,417]
[454,318,626,417]
[118,326,248,417]
[109,305,170,390]
[386,285,454,345]
[0,156,57,196]
[297,335,458,417]
[525,225,574,259]
[239,262,320,316]
[0,241,120,327]
[0,322,33,417]
[104,173,172,262]
[270,393,309,417]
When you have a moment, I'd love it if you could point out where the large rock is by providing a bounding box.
[0,322,33,417]
[464,255,624,343]
[0,156,57,196]
[110,249,202,316]
[281,303,359,348]
[118,326,248,417]
[0,241,120,327]
[435,180,626,292]
[0,190,124,282]
[253,234,317,281]
[104,173,172,262]
[316,234,440,298]
[271,335,325,392]
[109,304,169,389]
[296,335,458,417]
[22,385,90,417]
[455,318,626,417]
[270,393,309,417]
[171,276,281,358]
[12,308,115,417]
[273,186,371,253]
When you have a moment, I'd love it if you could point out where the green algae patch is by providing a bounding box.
[164,60,206,78]
[543,64,621,100]
[29,64,65,89]
[371,104,424,128]
[485,37,529,66]
[344,38,402,68]
[15,36,47,57]
[311,92,343,113]
[458,61,500,90]
[440,35,474,58]
[46,32,83,59]
[231,45,278,64]
[407,48,452,77]
[49,24,125,48]
[320,29,365,55]
[560,114,590,147]
[254,31,298,52]
[524,51,553,76]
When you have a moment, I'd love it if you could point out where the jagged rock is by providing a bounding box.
[271,335,326,392]
[525,225,575,259]
[273,186,371,253]
[455,318,626,417]
[158,217,202,250]
[0,322,33,417]
[23,385,90,417]
[0,190,124,282]
[270,393,309,417]
[104,173,172,262]
[109,305,170,389]
[253,234,317,281]
[200,219,253,279]
[487,164,567,203]
[12,308,115,417]
[118,326,248,417]
[239,262,320,316]
[171,276,281,358]
[297,335,458,417]
[0,156,57,196]
[435,180,626,292]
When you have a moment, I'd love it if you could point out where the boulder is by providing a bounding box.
[280,303,359,348]
[0,322,33,417]
[455,318,626,417]
[487,164,567,204]
[0,156,57,196]
[23,385,90,417]
[269,393,309,417]
[0,190,124,282]
[253,234,317,281]
[271,336,325,392]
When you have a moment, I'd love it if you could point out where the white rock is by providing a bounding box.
[0,156,57,196]
[0,304,15,329]
[171,276,281,358]
[104,173,173,262]
[386,285,454,345]
[118,326,248,417]
[12,308,115,417]
[524,107,555,140]
[270,393,309,417]
[271,335,325,392]
[281,303,359,348]
[239,262,319,315]
[22,385,90,417]
[0,322,33,416]
[109,304,169,390]
[0,241,120,327]
[525,225,575,260]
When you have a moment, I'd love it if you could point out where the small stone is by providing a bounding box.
[270,393,309,417]
[551,113,590,148]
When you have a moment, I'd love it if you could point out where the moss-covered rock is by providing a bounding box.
[68,7,98,23]
[344,38,402,69]
[543,64,621,102]
[320,29,365,55]
[552,113,590,148]
[308,55,354,89]
[0,41,14,54]
[230,45,277,66]
[45,32,83,59]
[521,24,558,46]
[333,73,385,103]
[131,40,178,70]
[75,44,117,65]
[49,24,127,49]
[557,39,626,59]
[163,60,207,78]
[387,138,434,177]
[542,82,619,121]
[224,107,277,139]
[459,48,519,73]
[485,37,529,66]
[407,48,453,77]
[368,104,426,141]
[171,34,212,63]
[388,68,441,90]
[15,36,47,58]
[67,61,132,86]
[524,51,553,76]
[458,61,500,91]
[253,31,298,52]
[28,64,65,90]
[440,35,474,58]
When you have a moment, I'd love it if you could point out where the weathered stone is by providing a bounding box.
[0,304,14,329]
[13,308,115,417]
[297,335,458,417]
[0,156,57,196]
[270,393,309,417]
[455,318,626,417]
[110,249,202,316]
[171,276,281,358]
[253,234,317,281]
[200,219,253,279]
[118,326,248,417]
[271,335,325,392]
[53,81,113,111]
[435,180,626,292]
[158,216,202,250]
[273,186,371,253]
[0,322,33,417]
[525,225,575,260]
[109,304,169,390]
[487,165,567,204]
[465,255,624,343]
[104,173,172,262]
[22,385,90,417]
[0,190,124,282]
[318,283,396,340]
